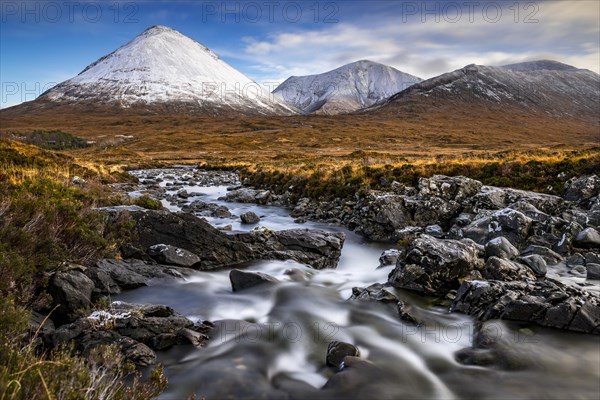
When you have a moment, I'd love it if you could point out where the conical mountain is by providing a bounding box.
[19,26,294,115]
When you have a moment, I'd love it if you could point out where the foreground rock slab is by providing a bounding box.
[101,208,345,270]
[451,279,600,334]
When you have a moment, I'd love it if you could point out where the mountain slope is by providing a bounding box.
[10,26,294,116]
[370,61,599,122]
[273,60,422,114]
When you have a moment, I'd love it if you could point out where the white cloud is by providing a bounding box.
[235,0,599,84]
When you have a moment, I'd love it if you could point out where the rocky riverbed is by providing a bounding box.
[37,167,600,399]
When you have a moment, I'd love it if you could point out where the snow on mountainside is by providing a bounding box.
[273,60,422,114]
[371,61,599,122]
[37,26,293,115]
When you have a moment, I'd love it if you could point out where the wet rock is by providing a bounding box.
[354,191,413,241]
[587,263,600,280]
[393,226,423,245]
[451,279,600,334]
[388,235,484,295]
[462,208,532,247]
[86,259,195,294]
[481,257,535,282]
[102,209,345,270]
[563,175,600,206]
[585,252,600,265]
[521,245,563,265]
[484,237,519,260]
[349,284,397,303]
[229,269,279,291]
[240,211,260,224]
[424,224,444,238]
[48,269,95,325]
[181,200,232,218]
[378,249,402,267]
[574,228,600,249]
[566,253,586,268]
[518,254,548,277]
[326,341,360,369]
[418,175,482,203]
[147,244,201,267]
[221,188,270,204]
[77,330,156,366]
[454,347,497,366]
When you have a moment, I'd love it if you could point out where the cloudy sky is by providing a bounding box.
[1,0,598,107]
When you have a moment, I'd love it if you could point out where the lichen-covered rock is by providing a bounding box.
[481,257,535,282]
[388,235,484,295]
[147,244,201,267]
[462,208,533,247]
[451,279,600,334]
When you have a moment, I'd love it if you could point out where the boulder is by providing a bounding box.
[326,341,360,369]
[451,279,600,334]
[353,191,413,241]
[417,175,482,203]
[240,211,260,224]
[484,237,519,260]
[222,188,271,204]
[563,175,600,206]
[147,244,201,267]
[574,227,600,249]
[462,208,532,247]
[520,245,563,265]
[349,284,397,303]
[518,254,548,277]
[587,263,600,280]
[378,249,402,267]
[388,235,484,295]
[48,269,95,325]
[229,269,279,291]
[101,209,345,270]
[481,257,536,282]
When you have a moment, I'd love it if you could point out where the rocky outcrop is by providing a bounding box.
[388,235,484,295]
[101,208,345,270]
[147,244,201,267]
[451,279,600,334]
[48,268,95,325]
[47,303,213,366]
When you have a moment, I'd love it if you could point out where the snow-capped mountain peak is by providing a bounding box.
[273,60,422,114]
[39,26,293,115]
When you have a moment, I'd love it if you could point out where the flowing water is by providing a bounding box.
[117,169,600,399]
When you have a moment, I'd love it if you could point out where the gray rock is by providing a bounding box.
[388,235,484,295]
[567,253,586,268]
[587,263,600,280]
[574,228,600,249]
[48,269,95,325]
[147,244,201,267]
[521,245,563,265]
[451,279,600,334]
[563,175,600,205]
[102,209,344,270]
[326,341,360,369]
[518,254,548,277]
[77,330,156,367]
[481,257,536,282]
[378,249,402,267]
[424,224,444,238]
[240,211,260,224]
[484,237,519,260]
[353,191,413,241]
[418,175,482,202]
[462,208,532,247]
[229,269,279,291]
[222,188,270,204]
[585,252,600,264]
[349,284,397,303]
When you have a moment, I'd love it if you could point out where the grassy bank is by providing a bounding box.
[239,148,600,202]
[0,139,166,399]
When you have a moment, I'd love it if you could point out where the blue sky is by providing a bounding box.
[1,0,599,108]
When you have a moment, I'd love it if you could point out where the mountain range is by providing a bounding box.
[2,25,598,125]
